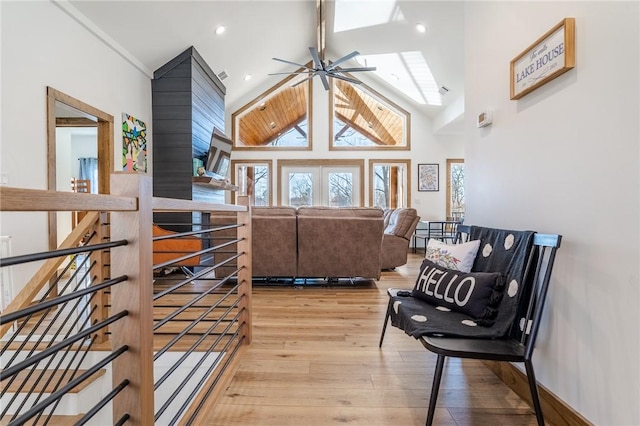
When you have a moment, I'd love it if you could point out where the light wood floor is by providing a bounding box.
[206,253,540,425]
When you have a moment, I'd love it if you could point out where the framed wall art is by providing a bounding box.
[510,17,576,100]
[418,163,439,192]
[122,113,147,173]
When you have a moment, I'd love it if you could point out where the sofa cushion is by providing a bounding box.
[411,259,505,325]
[384,208,418,238]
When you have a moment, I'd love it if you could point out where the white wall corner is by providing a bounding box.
[51,0,153,78]
[432,94,464,135]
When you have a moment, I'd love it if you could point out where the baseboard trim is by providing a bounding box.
[483,361,593,426]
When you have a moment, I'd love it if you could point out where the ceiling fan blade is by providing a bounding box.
[309,47,324,69]
[328,73,362,85]
[334,67,377,72]
[272,57,314,70]
[319,73,330,91]
[292,74,314,87]
[325,51,360,71]
[268,71,312,75]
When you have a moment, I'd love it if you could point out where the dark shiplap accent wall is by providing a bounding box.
[152,46,225,206]
[152,47,226,230]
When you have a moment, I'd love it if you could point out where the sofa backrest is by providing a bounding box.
[296,206,384,279]
[384,208,419,240]
[252,206,297,277]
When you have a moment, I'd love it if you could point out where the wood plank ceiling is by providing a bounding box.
[237,78,403,147]
[237,83,308,146]
[333,80,403,146]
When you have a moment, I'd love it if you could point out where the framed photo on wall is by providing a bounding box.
[418,163,439,191]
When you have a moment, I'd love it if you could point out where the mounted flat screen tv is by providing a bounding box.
[206,128,232,179]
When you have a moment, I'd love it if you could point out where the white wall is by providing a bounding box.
[0,1,152,286]
[464,2,639,425]
[228,75,464,220]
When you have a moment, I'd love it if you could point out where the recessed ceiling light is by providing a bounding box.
[259,102,266,111]
[389,73,400,81]
[269,122,276,129]
[215,25,226,35]
[416,23,427,33]
[243,74,252,81]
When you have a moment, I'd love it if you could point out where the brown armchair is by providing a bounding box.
[380,208,420,269]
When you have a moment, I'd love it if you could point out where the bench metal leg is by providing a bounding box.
[525,359,545,426]
[379,298,393,347]
[426,354,445,426]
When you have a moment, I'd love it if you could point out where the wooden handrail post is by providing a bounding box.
[110,173,154,425]
[236,196,252,344]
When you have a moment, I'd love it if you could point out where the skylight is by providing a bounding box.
[334,0,404,33]
[356,52,442,106]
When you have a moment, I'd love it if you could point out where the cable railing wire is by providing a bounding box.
[3,305,96,420]
[1,310,128,380]
[1,263,97,402]
[182,334,245,426]
[0,239,127,268]
[153,281,241,361]
[0,253,94,361]
[0,275,128,326]
[6,345,129,426]
[170,327,244,425]
[75,379,130,426]
[154,292,242,389]
[153,271,239,332]
[155,309,243,423]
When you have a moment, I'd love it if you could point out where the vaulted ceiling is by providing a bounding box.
[67,0,465,132]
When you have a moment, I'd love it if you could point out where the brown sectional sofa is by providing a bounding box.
[210,206,418,280]
[210,206,385,280]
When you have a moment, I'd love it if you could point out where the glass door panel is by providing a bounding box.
[280,164,361,207]
[322,166,360,207]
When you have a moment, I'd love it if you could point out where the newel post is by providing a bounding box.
[110,173,154,425]
[235,195,252,344]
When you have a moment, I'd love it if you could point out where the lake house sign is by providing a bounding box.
[510,18,575,100]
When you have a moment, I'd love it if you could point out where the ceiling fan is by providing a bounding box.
[268,0,376,90]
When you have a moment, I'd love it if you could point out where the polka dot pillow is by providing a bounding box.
[425,238,480,273]
[411,259,505,325]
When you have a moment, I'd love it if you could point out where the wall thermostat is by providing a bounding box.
[477,111,493,128]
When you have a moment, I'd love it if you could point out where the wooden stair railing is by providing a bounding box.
[0,178,252,425]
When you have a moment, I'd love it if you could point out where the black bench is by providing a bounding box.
[379,224,562,426]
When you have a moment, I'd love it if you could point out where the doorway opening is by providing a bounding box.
[47,87,114,250]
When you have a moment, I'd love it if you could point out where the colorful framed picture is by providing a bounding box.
[122,113,147,173]
[418,163,439,192]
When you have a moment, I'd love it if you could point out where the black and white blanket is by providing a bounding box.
[389,226,535,338]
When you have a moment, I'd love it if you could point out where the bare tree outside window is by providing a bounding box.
[328,172,353,207]
[252,165,269,206]
[289,173,313,207]
[449,161,465,220]
[373,165,390,208]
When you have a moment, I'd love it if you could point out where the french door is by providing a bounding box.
[279,162,363,207]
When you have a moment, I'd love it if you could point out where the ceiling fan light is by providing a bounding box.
[416,23,427,33]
